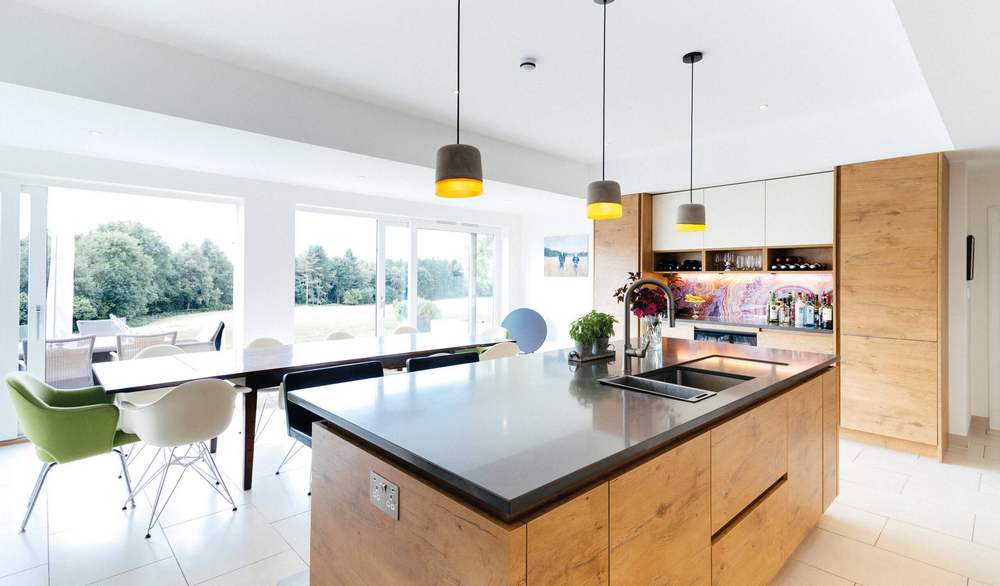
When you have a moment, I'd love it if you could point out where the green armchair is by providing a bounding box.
[5,372,139,532]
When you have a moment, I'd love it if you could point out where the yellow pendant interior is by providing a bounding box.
[587,201,623,220]
[675,223,706,232]
[435,178,484,198]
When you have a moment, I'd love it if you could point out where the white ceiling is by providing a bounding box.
[893,0,1000,163]
[14,0,953,168]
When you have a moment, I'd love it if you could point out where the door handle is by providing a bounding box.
[34,305,41,340]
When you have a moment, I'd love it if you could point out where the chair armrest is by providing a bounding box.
[47,385,114,408]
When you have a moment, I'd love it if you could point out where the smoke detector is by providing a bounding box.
[520,58,537,71]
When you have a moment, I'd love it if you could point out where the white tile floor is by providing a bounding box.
[3,407,1000,585]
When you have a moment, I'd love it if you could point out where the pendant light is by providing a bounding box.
[436,0,483,198]
[586,0,623,220]
[676,51,706,232]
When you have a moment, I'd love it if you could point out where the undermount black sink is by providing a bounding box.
[600,364,753,402]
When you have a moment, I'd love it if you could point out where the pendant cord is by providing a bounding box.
[456,0,461,145]
[601,2,607,180]
[689,56,694,203]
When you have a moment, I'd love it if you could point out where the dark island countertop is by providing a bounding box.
[288,338,836,523]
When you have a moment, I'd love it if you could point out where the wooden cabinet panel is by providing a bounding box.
[711,481,789,586]
[786,377,824,555]
[610,434,711,585]
[838,154,940,342]
[652,191,705,251]
[757,329,835,355]
[841,335,937,445]
[710,396,788,534]
[703,182,766,249]
[822,367,840,510]
[594,194,643,339]
[527,483,609,585]
[310,424,526,586]
[765,173,834,246]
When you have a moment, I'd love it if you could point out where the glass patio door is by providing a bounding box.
[377,221,415,334]
[20,186,49,380]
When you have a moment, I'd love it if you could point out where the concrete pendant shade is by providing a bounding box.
[587,179,623,220]
[435,143,483,198]
[676,201,706,232]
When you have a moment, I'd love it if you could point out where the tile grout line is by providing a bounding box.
[82,557,182,586]
[159,516,193,586]
[795,557,857,584]
[872,518,985,582]
[189,549,292,586]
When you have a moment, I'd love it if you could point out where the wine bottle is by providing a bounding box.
[822,295,834,329]
[804,294,815,327]
[767,291,779,324]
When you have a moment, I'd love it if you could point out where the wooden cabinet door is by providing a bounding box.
[711,481,789,586]
[610,434,711,585]
[703,182,765,249]
[841,335,938,445]
[838,154,941,342]
[594,194,642,339]
[822,367,840,511]
[710,396,788,534]
[527,484,609,585]
[764,173,834,246]
[786,377,824,556]
[652,191,704,251]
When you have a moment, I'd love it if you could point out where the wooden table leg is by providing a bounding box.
[243,388,258,490]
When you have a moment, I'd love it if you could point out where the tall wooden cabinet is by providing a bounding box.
[837,153,949,458]
[593,193,653,338]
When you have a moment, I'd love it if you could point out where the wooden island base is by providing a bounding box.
[309,368,839,586]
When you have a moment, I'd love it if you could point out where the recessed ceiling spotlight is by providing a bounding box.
[758,104,769,111]
[358,175,366,180]
[452,89,460,95]
[520,57,537,71]
[88,130,103,136]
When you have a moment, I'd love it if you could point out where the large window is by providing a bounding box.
[47,188,239,345]
[293,208,501,341]
[293,211,378,341]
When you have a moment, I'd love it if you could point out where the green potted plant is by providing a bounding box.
[569,310,617,358]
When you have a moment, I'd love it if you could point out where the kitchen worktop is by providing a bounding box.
[288,338,835,522]
[678,314,835,333]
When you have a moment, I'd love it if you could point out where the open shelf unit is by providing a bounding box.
[652,244,833,275]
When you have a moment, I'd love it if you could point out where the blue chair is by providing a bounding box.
[277,360,385,477]
[501,308,547,353]
[406,352,479,373]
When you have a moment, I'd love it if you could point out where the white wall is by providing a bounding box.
[512,202,594,350]
[948,161,971,436]
[966,163,1000,428]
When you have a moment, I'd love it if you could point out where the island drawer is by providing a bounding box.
[710,395,788,534]
[711,478,789,585]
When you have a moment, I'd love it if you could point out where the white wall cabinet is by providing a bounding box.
[765,173,834,246]
[703,182,765,248]
[652,190,704,250]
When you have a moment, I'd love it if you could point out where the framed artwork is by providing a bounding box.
[544,234,589,277]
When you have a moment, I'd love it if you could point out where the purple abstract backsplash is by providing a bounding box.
[669,273,834,321]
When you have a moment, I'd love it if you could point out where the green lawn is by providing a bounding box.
[135,297,496,346]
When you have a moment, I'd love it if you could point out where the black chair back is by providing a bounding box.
[282,360,384,446]
[211,322,225,351]
[406,352,479,373]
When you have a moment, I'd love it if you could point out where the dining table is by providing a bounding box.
[92,332,509,490]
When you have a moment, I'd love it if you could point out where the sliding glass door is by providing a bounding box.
[293,208,502,340]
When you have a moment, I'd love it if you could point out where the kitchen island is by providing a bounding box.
[288,338,838,585]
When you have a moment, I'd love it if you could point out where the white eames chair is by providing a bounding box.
[393,325,418,335]
[480,341,520,361]
[326,331,354,341]
[119,378,239,539]
[481,325,508,339]
[118,344,188,472]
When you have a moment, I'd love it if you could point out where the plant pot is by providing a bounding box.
[591,337,610,355]
[574,339,593,358]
